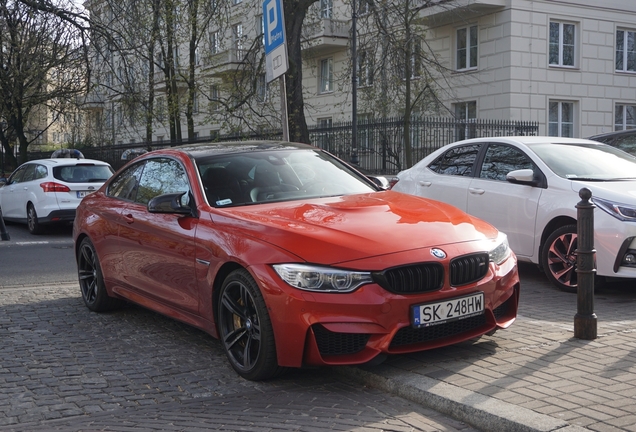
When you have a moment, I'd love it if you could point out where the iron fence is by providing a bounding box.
[27,116,538,174]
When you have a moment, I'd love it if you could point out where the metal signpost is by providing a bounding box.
[263,0,289,141]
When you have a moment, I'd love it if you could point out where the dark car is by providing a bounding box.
[588,129,636,155]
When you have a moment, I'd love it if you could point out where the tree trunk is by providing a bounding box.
[283,0,315,144]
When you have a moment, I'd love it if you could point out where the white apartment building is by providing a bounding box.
[83,0,636,145]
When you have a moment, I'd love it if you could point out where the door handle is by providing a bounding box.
[418,181,432,187]
[123,214,134,224]
[469,188,485,195]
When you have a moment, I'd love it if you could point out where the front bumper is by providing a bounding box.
[251,248,519,368]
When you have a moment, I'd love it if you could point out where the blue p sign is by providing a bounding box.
[263,0,285,55]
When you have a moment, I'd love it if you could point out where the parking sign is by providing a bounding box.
[263,0,288,82]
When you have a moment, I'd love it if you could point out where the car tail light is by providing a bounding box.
[40,182,71,193]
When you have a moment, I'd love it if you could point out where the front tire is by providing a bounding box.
[27,203,42,235]
[77,237,122,312]
[218,269,284,380]
[542,224,578,293]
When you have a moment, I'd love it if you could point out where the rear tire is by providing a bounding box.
[218,269,285,380]
[27,203,42,235]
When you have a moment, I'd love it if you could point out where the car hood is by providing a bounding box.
[570,180,636,203]
[211,191,499,265]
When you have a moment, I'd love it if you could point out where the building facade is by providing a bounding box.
[81,0,636,146]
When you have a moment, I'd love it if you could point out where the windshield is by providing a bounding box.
[531,143,636,180]
[195,149,376,207]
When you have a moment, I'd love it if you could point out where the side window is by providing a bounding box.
[614,133,636,155]
[8,166,27,184]
[428,144,481,176]
[135,158,190,205]
[21,164,37,182]
[479,144,534,181]
[34,165,48,180]
[107,162,145,201]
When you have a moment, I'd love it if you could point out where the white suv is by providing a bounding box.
[0,158,114,234]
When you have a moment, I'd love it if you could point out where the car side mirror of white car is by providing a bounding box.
[0,178,6,187]
[506,168,536,185]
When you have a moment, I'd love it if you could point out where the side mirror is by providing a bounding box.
[367,175,390,190]
[0,178,7,187]
[148,192,193,215]
[506,168,536,185]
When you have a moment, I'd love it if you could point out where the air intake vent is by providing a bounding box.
[312,324,370,356]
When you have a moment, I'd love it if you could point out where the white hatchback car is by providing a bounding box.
[0,158,114,234]
[393,136,636,292]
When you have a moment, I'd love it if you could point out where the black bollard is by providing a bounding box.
[0,207,9,241]
[574,187,597,339]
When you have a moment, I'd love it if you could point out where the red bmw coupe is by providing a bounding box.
[73,141,519,380]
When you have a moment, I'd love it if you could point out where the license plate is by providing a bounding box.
[412,292,484,328]
[77,191,94,198]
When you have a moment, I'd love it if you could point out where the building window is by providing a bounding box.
[210,31,220,54]
[357,113,372,148]
[456,25,478,71]
[256,74,268,102]
[210,129,220,139]
[157,135,164,142]
[316,117,333,150]
[616,29,636,72]
[358,51,373,87]
[319,58,333,93]
[455,101,476,120]
[320,0,332,18]
[454,101,477,140]
[357,0,369,15]
[210,85,220,111]
[549,101,574,137]
[549,21,575,67]
[616,104,636,130]
[233,24,243,52]
[404,38,421,79]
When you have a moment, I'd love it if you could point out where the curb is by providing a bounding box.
[337,364,590,432]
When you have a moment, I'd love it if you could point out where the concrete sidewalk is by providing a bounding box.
[342,263,636,432]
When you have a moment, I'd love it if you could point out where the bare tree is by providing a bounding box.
[357,0,449,167]
[0,0,88,168]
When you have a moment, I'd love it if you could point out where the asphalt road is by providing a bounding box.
[0,223,76,287]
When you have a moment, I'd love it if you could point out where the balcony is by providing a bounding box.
[416,0,506,26]
[302,19,350,54]
[81,92,105,111]
[202,48,255,77]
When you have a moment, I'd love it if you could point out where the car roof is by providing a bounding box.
[448,136,604,147]
[22,158,112,167]
[588,129,636,141]
[165,140,318,159]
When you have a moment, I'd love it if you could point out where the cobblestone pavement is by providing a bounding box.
[0,283,477,432]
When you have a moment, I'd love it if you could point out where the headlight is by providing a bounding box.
[593,197,636,221]
[489,232,511,265]
[273,264,373,293]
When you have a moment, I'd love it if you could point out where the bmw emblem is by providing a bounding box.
[430,248,446,259]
